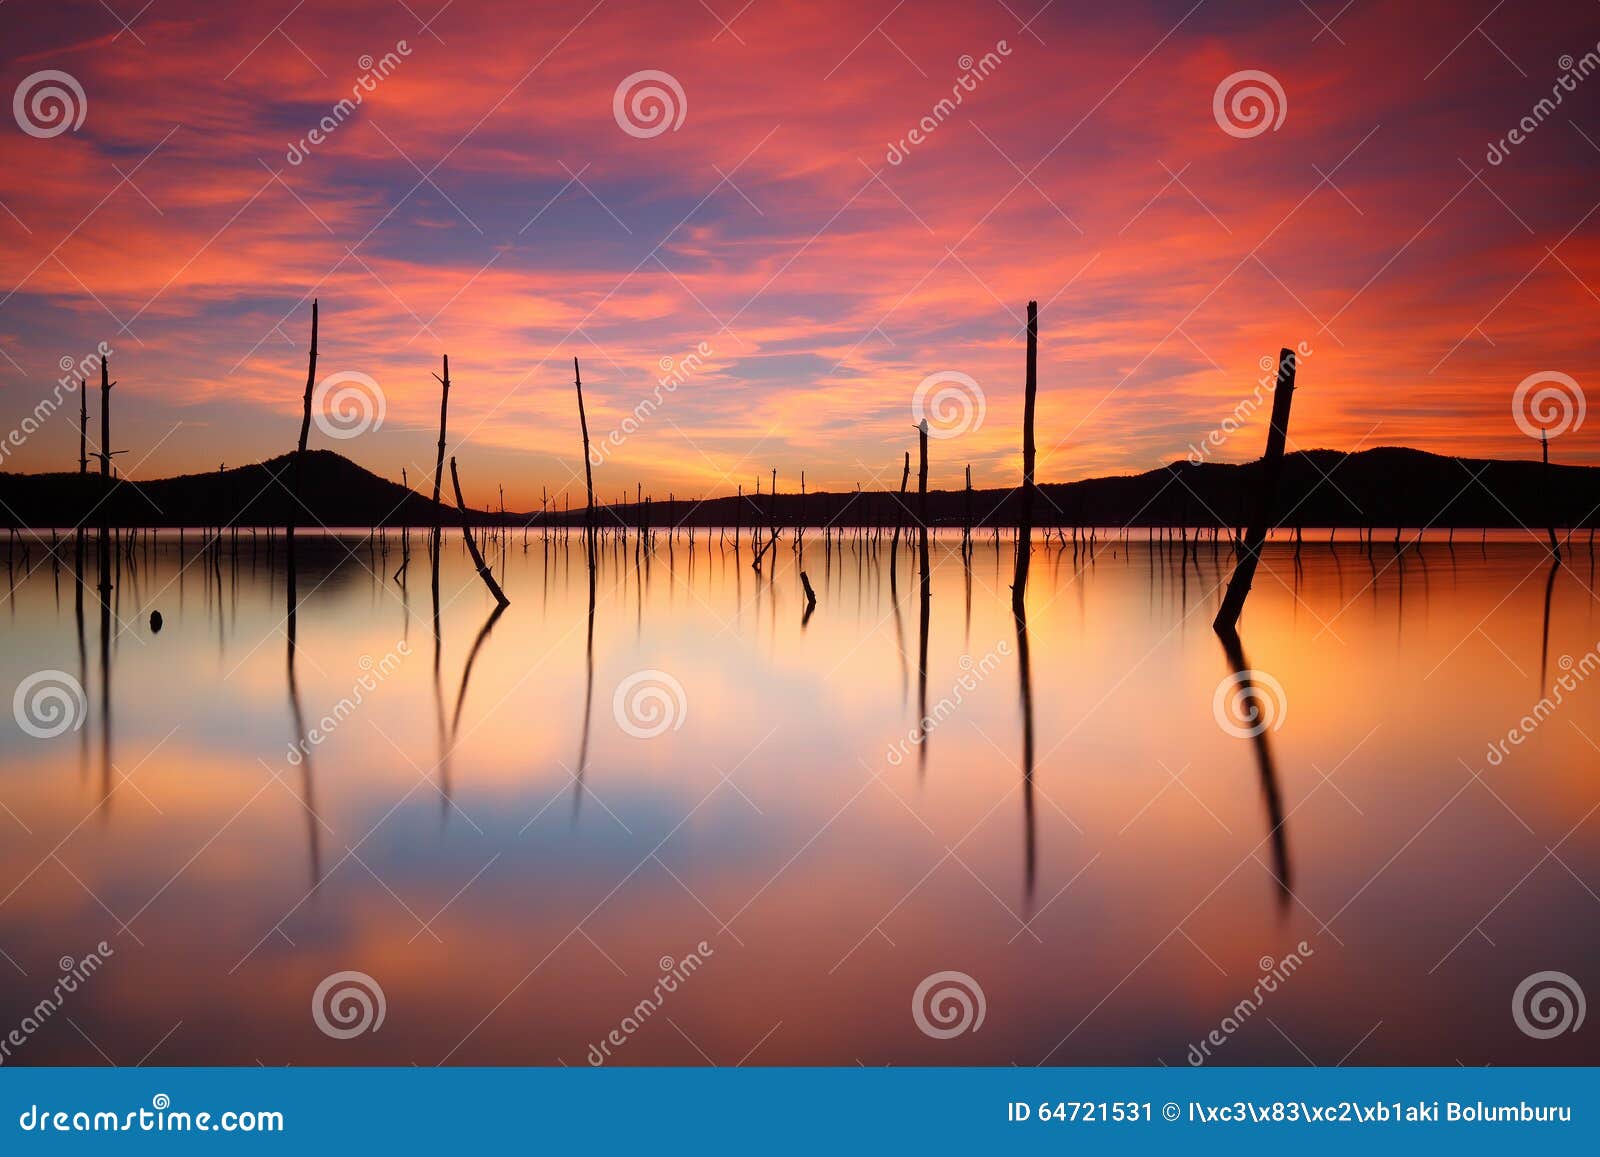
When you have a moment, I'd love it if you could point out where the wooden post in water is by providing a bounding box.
[1541,429,1562,562]
[890,450,910,588]
[917,419,929,530]
[1011,301,1038,618]
[574,357,595,548]
[79,380,89,474]
[1213,348,1297,636]
[431,354,451,526]
[450,457,510,608]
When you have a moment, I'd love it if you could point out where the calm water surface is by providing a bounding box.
[0,528,1597,1065]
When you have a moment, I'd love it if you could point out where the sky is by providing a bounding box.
[1,0,1598,510]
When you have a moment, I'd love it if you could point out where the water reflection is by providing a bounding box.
[0,531,1594,1066]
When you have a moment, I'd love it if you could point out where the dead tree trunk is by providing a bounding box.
[451,457,510,608]
[79,381,88,474]
[1213,348,1297,636]
[1011,301,1038,618]
[890,450,910,589]
[917,419,929,530]
[1542,429,1562,562]
[431,354,451,518]
[575,357,595,547]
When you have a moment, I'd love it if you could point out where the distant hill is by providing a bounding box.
[0,450,466,528]
[0,446,1595,530]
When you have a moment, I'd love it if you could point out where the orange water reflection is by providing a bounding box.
[0,530,1596,1065]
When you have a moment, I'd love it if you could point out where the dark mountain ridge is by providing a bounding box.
[0,445,1594,530]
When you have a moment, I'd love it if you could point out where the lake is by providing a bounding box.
[0,527,1596,1066]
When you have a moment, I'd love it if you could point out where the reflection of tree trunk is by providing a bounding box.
[451,603,506,735]
[97,558,112,815]
[574,550,597,818]
[432,542,451,816]
[1215,631,1292,909]
[1539,557,1558,694]
[1214,349,1297,635]
[285,644,322,887]
[1015,603,1036,907]
[1012,302,1038,617]
[917,419,931,773]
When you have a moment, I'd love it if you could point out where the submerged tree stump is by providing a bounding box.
[1213,348,1297,636]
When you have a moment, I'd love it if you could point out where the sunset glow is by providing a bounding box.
[3,0,1598,508]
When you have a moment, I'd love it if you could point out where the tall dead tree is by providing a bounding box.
[451,457,510,608]
[574,357,596,549]
[431,354,451,520]
[1541,429,1562,562]
[890,450,910,589]
[1213,348,1297,636]
[1011,301,1038,618]
[79,381,88,474]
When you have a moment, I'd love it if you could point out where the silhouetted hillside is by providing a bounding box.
[1,446,1594,530]
[0,450,470,528]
